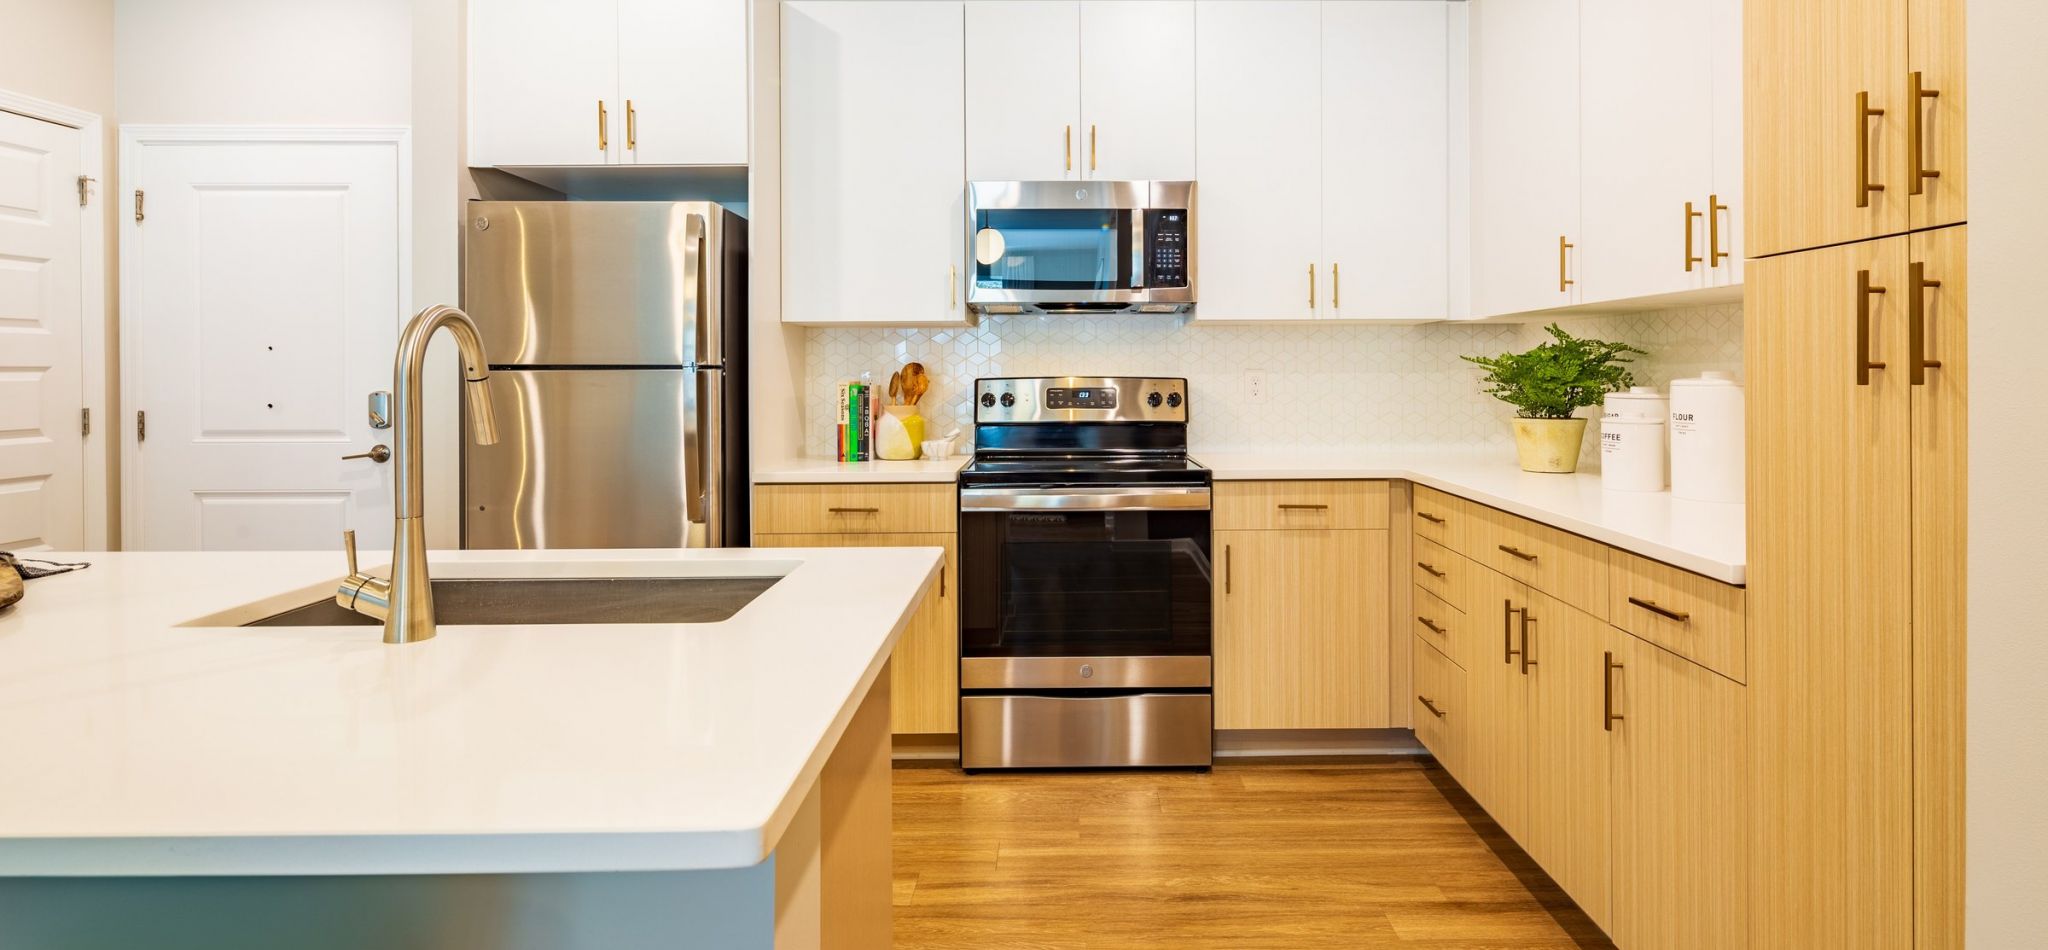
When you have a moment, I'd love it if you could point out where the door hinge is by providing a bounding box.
[77,175,95,206]
[81,407,90,436]
[136,410,146,442]
[134,189,145,223]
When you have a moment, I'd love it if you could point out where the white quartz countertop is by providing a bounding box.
[1194,448,1746,584]
[753,456,969,484]
[0,546,940,877]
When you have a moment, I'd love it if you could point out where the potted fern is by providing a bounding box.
[1464,325,1647,473]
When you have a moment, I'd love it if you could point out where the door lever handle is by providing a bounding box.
[342,444,391,463]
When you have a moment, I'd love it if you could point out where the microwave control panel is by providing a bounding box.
[1146,211,1189,288]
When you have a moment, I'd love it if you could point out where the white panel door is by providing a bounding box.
[0,111,85,551]
[1469,0,1579,317]
[1579,0,1714,304]
[782,1,968,326]
[1707,0,1742,286]
[966,1,1081,181]
[1323,0,1450,320]
[1080,0,1195,181]
[619,0,749,165]
[1191,0,1321,321]
[128,138,403,551]
[469,0,619,166]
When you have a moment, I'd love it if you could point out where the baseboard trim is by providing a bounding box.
[891,729,1425,764]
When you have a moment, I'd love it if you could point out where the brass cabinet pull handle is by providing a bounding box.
[1419,695,1446,719]
[626,99,637,151]
[1224,543,1232,595]
[1332,262,1341,308]
[1090,124,1097,172]
[828,506,880,514]
[1559,236,1575,292]
[1909,260,1944,385]
[1519,610,1537,675]
[1684,201,1703,272]
[940,556,946,599]
[1417,511,1445,525]
[1503,599,1521,664]
[1627,596,1691,624]
[598,100,608,152]
[1498,544,1538,562]
[950,264,958,308]
[1909,71,1941,195]
[1417,561,1447,579]
[1065,124,1072,172]
[1418,616,1447,636]
[1604,651,1625,731]
[1856,91,1885,208]
[1278,503,1329,511]
[1308,263,1316,309]
[1857,269,1889,385]
[1709,194,1729,266]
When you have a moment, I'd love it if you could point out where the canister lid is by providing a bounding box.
[1670,370,1740,387]
[1602,386,1668,423]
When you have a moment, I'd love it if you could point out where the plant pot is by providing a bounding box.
[1511,417,1589,474]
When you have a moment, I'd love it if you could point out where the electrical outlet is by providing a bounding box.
[1243,370,1269,404]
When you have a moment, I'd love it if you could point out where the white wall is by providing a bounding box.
[1967,2,2048,939]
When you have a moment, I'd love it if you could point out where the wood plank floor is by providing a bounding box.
[893,757,1613,949]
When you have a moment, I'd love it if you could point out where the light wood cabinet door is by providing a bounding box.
[1078,1,1195,181]
[1214,529,1390,729]
[617,0,748,165]
[1190,0,1322,322]
[1745,0,1908,257]
[965,1,1082,181]
[1411,634,1465,779]
[469,0,620,167]
[1612,636,1748,950]
[1522,591,1617,936]
[1909,223,1965,949]
[1578,0,1715,304]
[1321,0,1450,320]
[1469,0,1580,316]
[754,533,958,735]
[782,1,967,326]
[1746,235,1914,948]
[1462,565,1532,842]
[1907,0,1965,230]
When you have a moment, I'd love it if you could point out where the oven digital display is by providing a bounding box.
[1045,387,1117,410]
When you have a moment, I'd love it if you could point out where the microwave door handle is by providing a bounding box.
[1129,209,1145,290]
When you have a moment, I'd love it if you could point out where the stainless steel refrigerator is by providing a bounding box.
[460,200,748,549]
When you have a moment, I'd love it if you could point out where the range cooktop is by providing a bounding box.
[959,453,1210,488]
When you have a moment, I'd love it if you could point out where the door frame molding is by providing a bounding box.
[117,125,413,550]
[0,88,109,550]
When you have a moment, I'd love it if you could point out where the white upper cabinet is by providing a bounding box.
[967,2,1082,181]
[468,0,747,167]
[1193,1,1322,321]
[617,0,749,165]
[783,1,968,325]
[1079,1,1196,181]
[1707,0,1742,286]
[1323,0,1449,320]
[1469,0,1580,318]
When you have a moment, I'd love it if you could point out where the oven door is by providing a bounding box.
[959,487,1213,689]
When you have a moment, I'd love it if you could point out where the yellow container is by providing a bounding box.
[878,406,927,460]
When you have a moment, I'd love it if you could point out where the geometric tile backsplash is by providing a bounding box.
[805,302,1743,460]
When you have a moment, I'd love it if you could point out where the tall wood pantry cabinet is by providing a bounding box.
[1746,0,1965,945]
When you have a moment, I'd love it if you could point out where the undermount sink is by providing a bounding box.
[241,576,782,627]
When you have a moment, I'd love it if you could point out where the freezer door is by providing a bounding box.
[463,369,713,550]
[464,201,729,366]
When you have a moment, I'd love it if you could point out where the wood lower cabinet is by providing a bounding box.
[1411,634,1464,778]
[1463,565,1531,841]
[1215,527,1390,729]
[1523,588,1619,936]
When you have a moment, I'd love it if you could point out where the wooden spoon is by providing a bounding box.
[887,370,904,406]
[903,362,929,405]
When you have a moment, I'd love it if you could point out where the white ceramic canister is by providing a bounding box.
[1668,371,1746,504]
[1600,386,1669,492]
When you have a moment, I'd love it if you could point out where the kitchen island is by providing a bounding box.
[0,546,941,949]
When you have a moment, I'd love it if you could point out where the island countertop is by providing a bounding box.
[0,546,941,878]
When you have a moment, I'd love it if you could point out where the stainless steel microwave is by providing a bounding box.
[966,180,1196,315]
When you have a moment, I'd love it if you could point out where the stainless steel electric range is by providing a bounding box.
[956,376,1213,770]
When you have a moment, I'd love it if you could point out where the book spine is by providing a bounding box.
[836,383,850,462]
[857,385,873,461]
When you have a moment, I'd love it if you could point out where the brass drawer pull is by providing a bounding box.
[1277,503,1329,511]
[1627,596,1692,624]
[1909,71,1941,195]
[1519,610,1538,675]
[1709,193,1729,266]
[1225,543,1232,595]
[1604,651,1625,731]
[1417,561,1447,579]
[1418,616,1447,636]
[1856,90,1885,207]
[1909,260,1944,385]
[1498,544,1538,562]
[1503,599,1522,665]
[1417,511,1445,525]
[1857,269,1888,385]
[828,506,880,514]
[1419,695,1446,719]
[1684,201,1703,272]
[598,99,608,152]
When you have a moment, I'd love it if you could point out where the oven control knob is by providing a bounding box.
[1000,392,1016,407]
[1079,664,1094,679]
[1166,392,1183,408]
[980,392,996,408]
[1146,391,1163,408]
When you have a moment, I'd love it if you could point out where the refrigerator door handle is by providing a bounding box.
[696,366,723,548]
[683,212,716,368]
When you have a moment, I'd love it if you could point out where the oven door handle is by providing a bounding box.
[959,486,1212,512]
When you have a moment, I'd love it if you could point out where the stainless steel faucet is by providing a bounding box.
[337,305,500,643]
